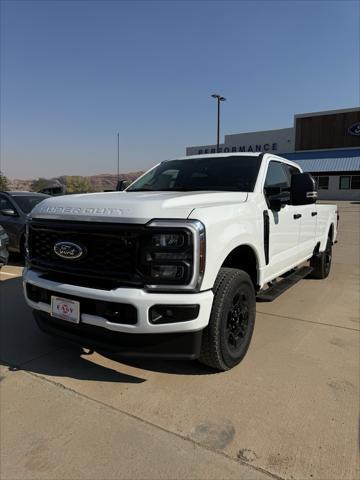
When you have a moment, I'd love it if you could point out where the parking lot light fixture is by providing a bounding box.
[211,94,226,153]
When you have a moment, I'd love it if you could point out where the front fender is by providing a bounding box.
[189,205,265,291]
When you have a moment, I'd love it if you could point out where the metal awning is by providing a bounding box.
[293,156,360,173]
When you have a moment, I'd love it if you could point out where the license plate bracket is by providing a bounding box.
[51,296,80,324]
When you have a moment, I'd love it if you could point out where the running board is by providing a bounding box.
[257,266,313,302]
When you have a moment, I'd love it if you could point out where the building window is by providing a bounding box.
[351,175,360,189]
[339,176,360,189]
[314,176,329,190]
[339,176,350,189]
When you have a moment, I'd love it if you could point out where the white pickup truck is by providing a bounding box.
[23,153,338,370]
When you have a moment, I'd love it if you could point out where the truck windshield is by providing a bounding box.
[127,156,262,192]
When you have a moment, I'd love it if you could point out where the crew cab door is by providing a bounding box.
[282,164,317,260]
[263,161,301,276]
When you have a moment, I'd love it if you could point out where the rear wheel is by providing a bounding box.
[310,236,332,279]
[199,268,256,371]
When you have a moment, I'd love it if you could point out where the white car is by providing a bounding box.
[23,153,338,370]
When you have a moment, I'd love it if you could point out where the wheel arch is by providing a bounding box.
[220,244,260,290]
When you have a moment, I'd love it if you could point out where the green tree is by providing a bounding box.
[66,176,92,193]
[0,171,9,191]
[31,177,49,192]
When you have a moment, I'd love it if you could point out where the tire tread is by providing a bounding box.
[200,268,254,371]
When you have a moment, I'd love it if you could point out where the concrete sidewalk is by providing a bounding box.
[1,368,272,480]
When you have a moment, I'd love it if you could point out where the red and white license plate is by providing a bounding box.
[51,296,80,324]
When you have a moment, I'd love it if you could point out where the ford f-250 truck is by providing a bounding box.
[23,153,338,370]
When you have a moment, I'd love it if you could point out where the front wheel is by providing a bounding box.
[199,268,256,371]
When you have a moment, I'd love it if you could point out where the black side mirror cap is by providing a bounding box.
[291,173,317,205]
[269,197,282,212]
[268,191,290,212]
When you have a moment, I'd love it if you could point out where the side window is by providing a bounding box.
[0,196,13,214]
[264,161,290,198]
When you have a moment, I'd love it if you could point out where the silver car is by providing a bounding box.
[0,225,9,267]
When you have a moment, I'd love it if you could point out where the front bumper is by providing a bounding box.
[23,268,213,335]
[33,310,203,359]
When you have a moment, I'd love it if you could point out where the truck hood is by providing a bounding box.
[30,191,248,223]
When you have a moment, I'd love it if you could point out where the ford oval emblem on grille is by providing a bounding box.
[53,241,85,260]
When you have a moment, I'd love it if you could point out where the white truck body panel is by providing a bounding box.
[31,190,248,224]
[23,153,338,340]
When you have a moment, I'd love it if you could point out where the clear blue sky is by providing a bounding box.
[1,0,359,179]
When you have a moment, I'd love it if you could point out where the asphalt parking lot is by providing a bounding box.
[0,201,359,480]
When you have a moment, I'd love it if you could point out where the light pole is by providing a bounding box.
[117,132,120,183]
[211,94,226,153]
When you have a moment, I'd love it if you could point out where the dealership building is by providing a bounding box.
[186,107,360,200]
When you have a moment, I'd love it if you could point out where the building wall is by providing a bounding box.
[295,109,360,151]
[186,127,294,156]
[317,175,360,201]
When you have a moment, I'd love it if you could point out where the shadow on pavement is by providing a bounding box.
[0,275,215,380]
[101,353,216,376]
[0,276,146,384]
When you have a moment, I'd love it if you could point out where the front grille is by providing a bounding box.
[28,220,145,287]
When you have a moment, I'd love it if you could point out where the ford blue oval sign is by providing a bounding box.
[348,122,360,136]
[53,241,85,260]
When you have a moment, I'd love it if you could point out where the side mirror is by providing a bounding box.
[0,209,18,217]
[116,180,130,191]
[291,173,317,205]
[268,191,290,212]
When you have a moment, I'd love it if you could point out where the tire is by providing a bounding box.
[199,268,256,371]
[310,236,332,279]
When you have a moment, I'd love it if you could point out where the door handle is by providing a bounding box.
[311,212,317,216]
[293,214,302,219]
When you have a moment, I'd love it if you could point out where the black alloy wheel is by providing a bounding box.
[199,268,256,371]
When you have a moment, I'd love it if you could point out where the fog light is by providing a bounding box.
[149,305,200,324]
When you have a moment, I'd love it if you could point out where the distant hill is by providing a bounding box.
[8,171,144,192]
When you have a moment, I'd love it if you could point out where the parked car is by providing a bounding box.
[38,185,66,196]
[0,225,9,268]
[0,191,49,254]
[23,153,338,370]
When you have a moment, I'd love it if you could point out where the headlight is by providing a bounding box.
[151,264,185,279]
[141,220,206,291]
[151,233,185,248]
